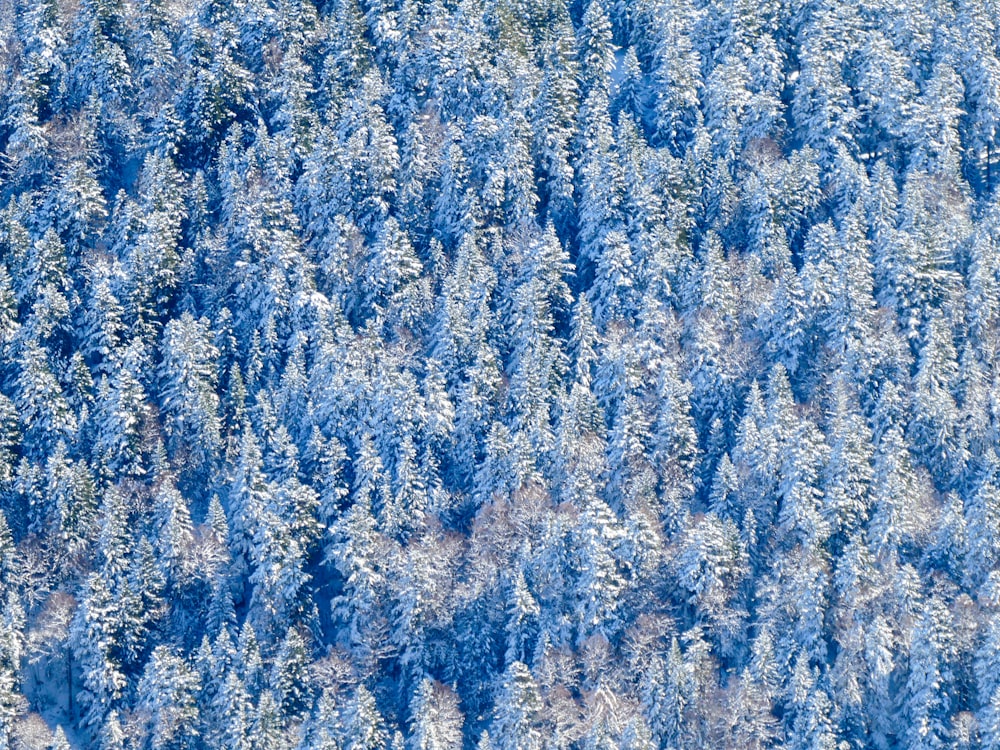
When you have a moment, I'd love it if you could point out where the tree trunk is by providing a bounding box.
[67,649,73,719]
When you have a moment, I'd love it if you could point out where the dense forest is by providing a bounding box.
[0,0,999,747]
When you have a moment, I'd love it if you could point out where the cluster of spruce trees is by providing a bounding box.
[1,0,1000,747]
